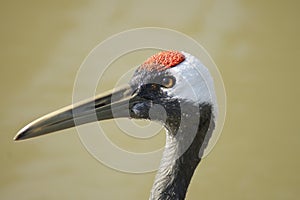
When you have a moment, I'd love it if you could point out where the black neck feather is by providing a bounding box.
[149,103,214,200]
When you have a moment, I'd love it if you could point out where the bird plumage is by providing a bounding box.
[14,50,217,200]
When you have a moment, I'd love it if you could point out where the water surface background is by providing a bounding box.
[1,0,299,199]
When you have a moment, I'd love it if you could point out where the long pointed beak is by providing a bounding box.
[14,85,139,141]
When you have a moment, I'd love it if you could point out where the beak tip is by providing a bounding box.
[13,135,20,141]
[14,131,25,141]
[14,126,31,141]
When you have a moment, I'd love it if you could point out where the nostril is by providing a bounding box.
[131,102,153,119]
[131,103,144,116]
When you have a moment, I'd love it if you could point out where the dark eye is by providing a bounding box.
[161,76,176,88]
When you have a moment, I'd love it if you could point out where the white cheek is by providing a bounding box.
[165,52,218,117]
[167,65,216,105]
[175,82,210,103]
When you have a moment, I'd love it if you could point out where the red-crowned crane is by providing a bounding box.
[15,50,217,200]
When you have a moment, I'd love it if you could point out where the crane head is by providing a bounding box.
[14,50,217,141]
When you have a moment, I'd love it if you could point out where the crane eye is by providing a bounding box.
[161,76,176,88]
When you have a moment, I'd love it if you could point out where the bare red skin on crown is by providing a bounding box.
[138,51,185,72]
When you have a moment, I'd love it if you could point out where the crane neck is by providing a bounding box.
[149,103,214,200]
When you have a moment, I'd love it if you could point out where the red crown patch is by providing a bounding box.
[139,50,185,72]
